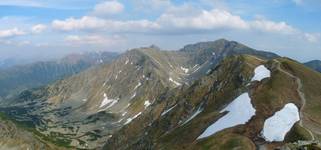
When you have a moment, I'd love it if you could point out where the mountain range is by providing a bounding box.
[0,51,118,101]
[0,39,320,150]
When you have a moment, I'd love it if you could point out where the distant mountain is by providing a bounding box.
[0,39,280,149]
[304,60,321,73]
[0,51,118,100]
[1,39,320,150]
[0,58,31,70]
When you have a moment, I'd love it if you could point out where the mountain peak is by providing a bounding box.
[179,38,239,52]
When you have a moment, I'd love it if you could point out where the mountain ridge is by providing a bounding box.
[0,39,320,150]
[0,51,118,101]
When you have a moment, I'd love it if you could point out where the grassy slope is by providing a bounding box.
[280,58,321,138]
[103,55,263,149]
[105,55,321,150]
[0,113,66,150]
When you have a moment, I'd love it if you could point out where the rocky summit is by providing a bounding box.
[0,39,320,150]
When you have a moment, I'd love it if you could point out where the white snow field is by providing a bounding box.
[197,93,256,139]
[262,103,300,142]
[251,65,271,82]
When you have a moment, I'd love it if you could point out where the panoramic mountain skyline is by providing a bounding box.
[0,0,320,62]
[0,1,321,149]
[0,39,320,149]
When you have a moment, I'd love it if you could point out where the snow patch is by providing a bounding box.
[182,106,203,125]
[130,92,136,99]
[99,93,119,109]
[193,64,199,68]
[262,103,300,142]
[251,65,271,82]
[82,99,87,102]
[197,93,256,139]
[169,77,181,86]
[125,59,129,65]
[134,82,142,90]
[161,104,177,116]
[124,112,142,125]
[122,111,127,116]
[117,118,124,123]
[144,100,151,108]
[192,64,201,73]
[180,66,189,73]
[206,69,212,75]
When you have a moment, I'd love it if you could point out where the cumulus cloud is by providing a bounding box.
[51,6,318,43]
[52,16,106,31]
[52,9,249,32]
[157,9,249,30]
[0,28,25,38]
[64,35,124,46]
[31,24,47,34]
[250,19,297,34]
[52,16,160,32]
[92,1,124,16]
[51,8,298,34]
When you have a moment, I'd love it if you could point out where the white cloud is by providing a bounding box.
[51,6,318,44]
[64,35,124,46]
[157,9,249,30]
[52,8,300,36]
[304,33,319,43]
[250,19,297,34]
[92,1,124,16]
[31,24,47,34]
[52,16,160,32]
[0,28,25,38]
[52,16,106,31]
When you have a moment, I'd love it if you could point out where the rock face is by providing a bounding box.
[1,39,320,150]
[304,60,321,73]
[0,51,118,100]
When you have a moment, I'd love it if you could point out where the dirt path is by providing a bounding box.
[274,60,315,141]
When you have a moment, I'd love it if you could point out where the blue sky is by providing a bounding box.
[0,0,320,62]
